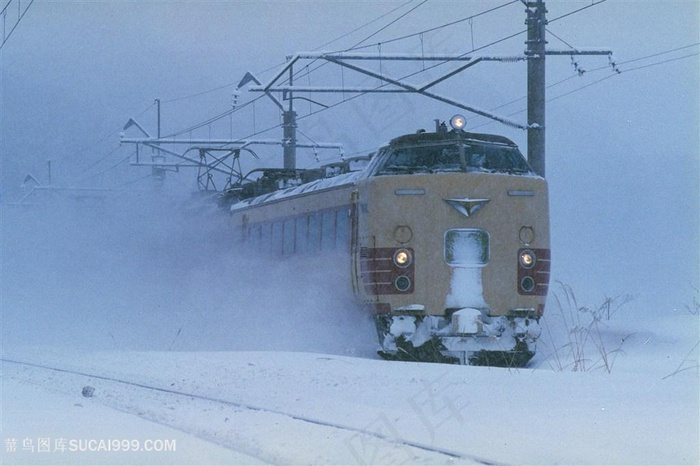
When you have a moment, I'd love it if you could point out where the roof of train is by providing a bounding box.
[388,129,517,147]
[230,170,364,212]
[229,128,525,212]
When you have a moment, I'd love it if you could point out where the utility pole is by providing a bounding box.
[156,98,161,139]
[525,0,547,178]
[282,68,297,170]
[152,98,165,185]
[525,1,613,178]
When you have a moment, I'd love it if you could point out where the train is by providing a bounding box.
[226,115,550,366]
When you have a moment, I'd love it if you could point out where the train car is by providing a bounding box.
[228,116,550,366]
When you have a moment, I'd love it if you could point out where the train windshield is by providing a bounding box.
[375,142,533,176]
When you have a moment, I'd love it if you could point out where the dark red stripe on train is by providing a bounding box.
[360,247,415,295]
[517,248,550,296]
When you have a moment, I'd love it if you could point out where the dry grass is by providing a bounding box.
[539,282,634,373]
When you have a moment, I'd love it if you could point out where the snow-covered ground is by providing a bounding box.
[2,196,698,465]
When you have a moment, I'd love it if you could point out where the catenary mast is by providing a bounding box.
[526,0,547,177]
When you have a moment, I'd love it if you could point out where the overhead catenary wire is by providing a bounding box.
[142,0,615,146]
[343,0,520,52]
[205,0,440,143]
[147,0,530,145]
[275,2,696,161]
[239,0,530,143]
[547,52,700,103]
[587,42,700,73]
[22,0,617,192]
[104,0,693,183]
[0,0,35,50]
[286,0,430,93]
[298,0,695,138]
[288,0,535,108]
[153,0,419,109]
[316,0,418,52]
[161,96,263,139]
[344,0,428,51]
[78,151,134,185]
[165,0,519,144]
[467,44,700,131]
[71,102,156,181]
[286,0,518,96]
[159,1,428,140]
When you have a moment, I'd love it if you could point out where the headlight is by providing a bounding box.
[393,248,412,268]
[450,114,467,130]
[519,249,536,269]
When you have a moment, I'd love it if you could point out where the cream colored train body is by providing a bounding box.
[229,122,550,366]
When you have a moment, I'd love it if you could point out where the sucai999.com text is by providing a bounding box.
[4,437,176,454]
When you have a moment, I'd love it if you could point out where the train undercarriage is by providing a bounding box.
[375,311,541,367]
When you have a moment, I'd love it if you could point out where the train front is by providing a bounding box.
[353,117,550,366]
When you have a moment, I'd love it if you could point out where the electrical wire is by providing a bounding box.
[0,0,35,50]
[345,0,520,52]
[287,0,519,93]
[124,0,613,148]
[315,0,417,51]
[549,51,699,103]
[240,1,530,142]
[78,152,133,185]
[166,0,513,142]
[162,81,239,105]
[113,0,691,180]
[216,0,439,142]
[548,0,608,24]
[287,0,430,91]
[71,102,155,180]
[587,42,700,73]
[153,0,417,108]
[346,0,428,51]
[546,27,577,51]
[158,0,525,144]
[154,2,427,141]
[161,96,263,139]
[467,45,699,131]
[620,51,699,73]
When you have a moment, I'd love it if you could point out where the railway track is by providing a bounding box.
[2,357,498,465]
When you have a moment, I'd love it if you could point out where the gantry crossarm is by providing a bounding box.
[249,53,531,130]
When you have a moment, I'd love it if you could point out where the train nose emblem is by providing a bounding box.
[444,198,490,218]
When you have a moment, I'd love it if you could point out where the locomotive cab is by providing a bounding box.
[352,117,550,366]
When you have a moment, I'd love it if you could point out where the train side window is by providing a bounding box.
[295,216,308,254]
[283,218,295,255]
[248,224,261,251]
[308,213,320,253]
[336,208,350,250]
[260,223,272,254]
[321,210,335,250]
[272,221,283,255]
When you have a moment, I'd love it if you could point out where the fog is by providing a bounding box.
[2,192,377,354]
[1,1,699,351]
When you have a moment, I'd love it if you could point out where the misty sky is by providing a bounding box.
[1,1,698,310]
